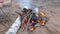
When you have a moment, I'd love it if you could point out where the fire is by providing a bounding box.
[30,27,34,32]
[40,12,45,17]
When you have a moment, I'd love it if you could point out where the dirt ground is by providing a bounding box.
[0,0,60,34]
[0,0,19,34]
